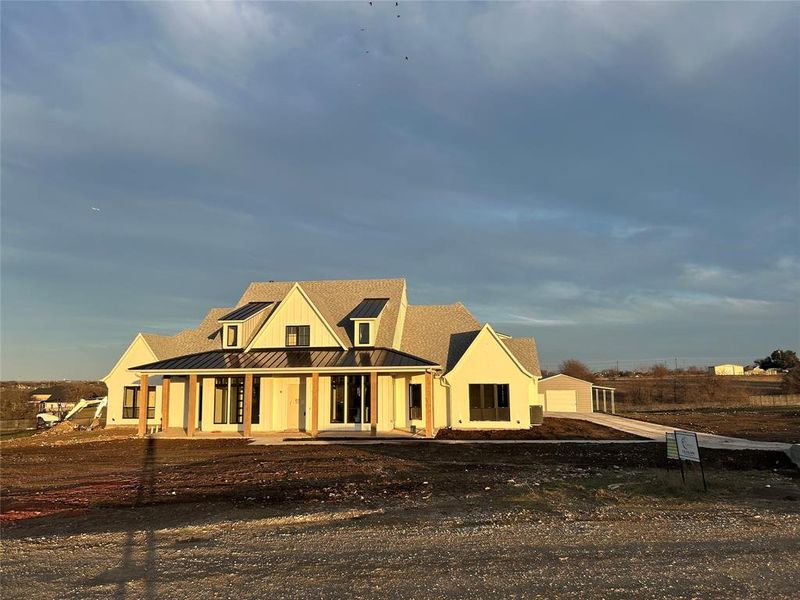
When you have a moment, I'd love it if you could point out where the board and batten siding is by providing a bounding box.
[247,288,341,348]
[538,375,593,413]
[444,327,534,429]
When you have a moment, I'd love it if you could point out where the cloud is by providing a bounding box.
[147,2,299,79]
[0,1,797,378]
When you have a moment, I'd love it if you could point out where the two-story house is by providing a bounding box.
[102,278,542,437]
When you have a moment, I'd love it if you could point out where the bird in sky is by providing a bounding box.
[90,207,101,212]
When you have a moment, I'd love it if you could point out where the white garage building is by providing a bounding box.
[538,374,616,414]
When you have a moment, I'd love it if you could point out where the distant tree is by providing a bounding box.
[755,349,799,371]
[783,366,800,394]
[558,359,595,383]
[540,369,556,378]
[650,363,669,378]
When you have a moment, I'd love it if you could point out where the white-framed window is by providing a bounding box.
[226,325,239,347]
[358,322,370,345]
[286,325,310,347]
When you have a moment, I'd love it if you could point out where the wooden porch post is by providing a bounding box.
[244,373,253,437]
[370,371,378,436]
[611,390,615,415]
[137,374,149,437]
[161,376,171,431]
[424,371,434,438]
[311,372,319,437]
[187,374,198,437]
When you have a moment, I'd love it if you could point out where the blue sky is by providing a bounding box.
[1,1,798,379]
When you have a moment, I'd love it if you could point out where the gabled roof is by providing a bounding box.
[238,278,406,347]
[538,373,593,385]
[400,304,541,376]
[244,282,347,350]
[130,278,540,375]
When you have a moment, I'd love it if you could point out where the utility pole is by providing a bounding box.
[673,358,678,403]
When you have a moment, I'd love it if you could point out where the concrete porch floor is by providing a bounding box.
[151,428,247,440]
[149,428,421,442]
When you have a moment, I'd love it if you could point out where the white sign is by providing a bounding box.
[675,431,701,462]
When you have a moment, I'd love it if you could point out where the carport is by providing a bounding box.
[592,385,616,414]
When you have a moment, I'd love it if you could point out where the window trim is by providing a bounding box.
[226,325,239,347]
[358,322,371,346]
[123,385,156,420]
[213,377,245,425]
[408,383,422,420]
[468,383,511,422]
[285,325,310,347]
[213,377,229,425]
[252,376,260,425]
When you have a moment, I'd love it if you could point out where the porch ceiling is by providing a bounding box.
[131,347,438,373]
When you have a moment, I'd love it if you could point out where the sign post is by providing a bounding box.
[674,430,706,491]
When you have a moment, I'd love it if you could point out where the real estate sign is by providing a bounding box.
[675,431,701,463]
[665,432,679,460]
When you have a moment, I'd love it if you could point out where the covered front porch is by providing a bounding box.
[131,348,439,438]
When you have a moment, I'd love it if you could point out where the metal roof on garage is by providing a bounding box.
[132,347,438,372]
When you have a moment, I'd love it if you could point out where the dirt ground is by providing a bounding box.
[623,408,800,443]
[436,418,642,440]
[2,436,799,599]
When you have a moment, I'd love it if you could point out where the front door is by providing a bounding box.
[286,383,300,430]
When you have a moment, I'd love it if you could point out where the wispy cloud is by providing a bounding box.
[1,1,797,378]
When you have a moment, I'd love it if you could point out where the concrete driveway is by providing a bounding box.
[548,411,793,453]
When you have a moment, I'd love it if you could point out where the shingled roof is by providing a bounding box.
[141,307,231,360]
[135,278,541,376]
[400,303,482,371]
[500,337,542,376]
[237,278,406,347]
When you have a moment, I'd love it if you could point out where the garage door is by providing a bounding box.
[546,390,577,412]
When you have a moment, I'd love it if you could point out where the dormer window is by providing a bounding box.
[353,319,375,346]
[226,325,239,347]
[358,322,371,345]
[286,325,310,347]
[350,298,387,347]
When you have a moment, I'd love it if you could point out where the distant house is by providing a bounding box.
[708,364,744,376]
[537,374,615,413]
